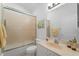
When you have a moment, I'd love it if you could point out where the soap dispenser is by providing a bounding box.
[71,37,77,51]
[67,40,72,48]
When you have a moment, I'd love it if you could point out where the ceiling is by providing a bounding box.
[16,3,47,12]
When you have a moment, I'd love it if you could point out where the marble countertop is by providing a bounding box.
[37,39,79,56]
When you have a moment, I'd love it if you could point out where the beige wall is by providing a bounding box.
[0,4,2,24]
[0,3,1,55]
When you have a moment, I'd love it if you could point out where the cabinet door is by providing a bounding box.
[37,44,49,56]
[47,49,60,56]
[37,44,60,56]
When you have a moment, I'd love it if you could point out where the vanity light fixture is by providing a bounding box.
[48,3,60,9]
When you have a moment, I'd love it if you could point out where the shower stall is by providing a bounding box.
[0,3,36,55]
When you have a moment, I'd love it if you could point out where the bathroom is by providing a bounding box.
[0,3,79,56]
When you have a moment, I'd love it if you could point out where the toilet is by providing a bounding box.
[26,45,37,56]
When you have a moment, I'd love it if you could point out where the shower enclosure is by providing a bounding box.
[1,4,36,52]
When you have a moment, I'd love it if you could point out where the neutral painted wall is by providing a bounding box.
[0,4,2,23]
[32,4,48,40]
[48,3,77,41]
[0,3,1,55]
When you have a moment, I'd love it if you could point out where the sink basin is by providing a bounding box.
[46,40,61,49]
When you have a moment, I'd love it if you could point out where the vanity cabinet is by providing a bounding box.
[37,44,60,56]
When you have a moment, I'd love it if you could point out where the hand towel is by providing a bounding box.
[0,24,7,48]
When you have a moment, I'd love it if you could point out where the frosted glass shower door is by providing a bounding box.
[3,8,36,50]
